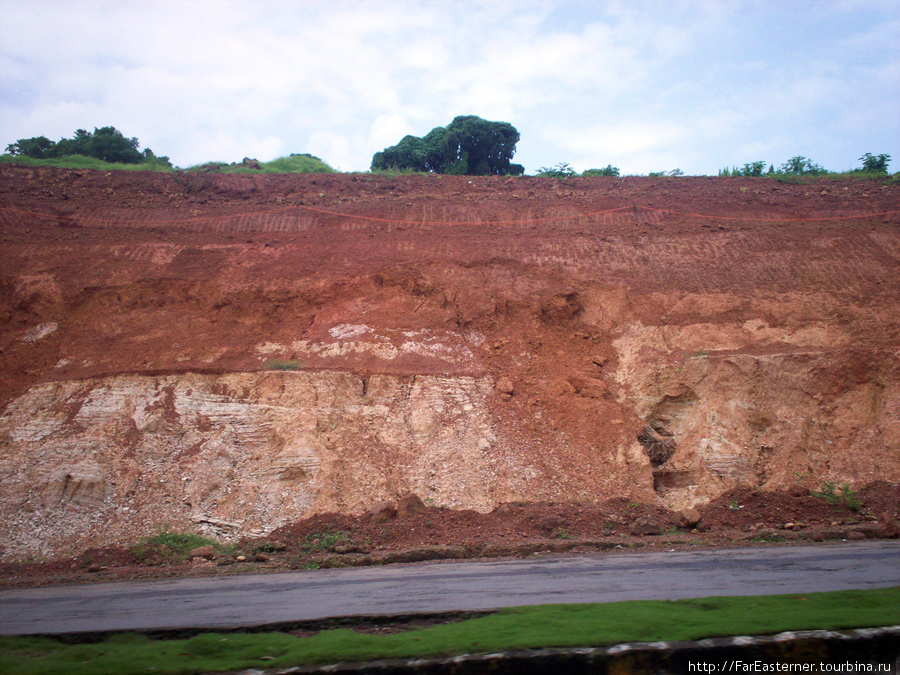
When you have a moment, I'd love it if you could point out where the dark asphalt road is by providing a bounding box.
[1,541,898,636]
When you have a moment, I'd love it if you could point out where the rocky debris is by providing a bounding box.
[536,515,567,533]
[590,354,608,367]
[677,508,701,529]
[369,494,429,523]
[2,486,899,587]
[378,545,468,565]
[188,545,216,561]
[397,494,428,519]
[568,374,607,398]
[630,515,661,536]
[877,511,900,539]
[496,376,514,400]
[333,544,366,554]
[369,502,398,522]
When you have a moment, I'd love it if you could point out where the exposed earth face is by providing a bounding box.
[1,165,899,568]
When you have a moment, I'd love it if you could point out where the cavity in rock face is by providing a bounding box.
[637,425,676,467]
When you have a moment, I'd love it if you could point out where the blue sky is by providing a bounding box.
[1,0,898,174]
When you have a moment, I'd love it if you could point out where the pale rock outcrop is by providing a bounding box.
[0,371,505,560]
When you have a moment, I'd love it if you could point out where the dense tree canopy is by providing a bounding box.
[371,116,524,176]
[5,127,171,167]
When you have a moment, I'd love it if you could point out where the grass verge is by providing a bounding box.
[1,587,898,674]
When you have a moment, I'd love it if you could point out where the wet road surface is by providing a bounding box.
[2,541,898,635]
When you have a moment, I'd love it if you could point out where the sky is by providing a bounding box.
[1,0,898,175]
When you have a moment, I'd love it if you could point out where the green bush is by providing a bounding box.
[812,481,861,511]
[648,169,684,177]
[780,155,826,176]
[300,530,351,554]
[858,152,891,174]
[536,162,577,179]
[581,165,620,177]
[131,528,225,564]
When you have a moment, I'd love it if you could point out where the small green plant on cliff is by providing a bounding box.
[265,358,302,371]
[751,532,786,543]
[131,528,223,564]
[812,481,861,511]
[300,530,352,554]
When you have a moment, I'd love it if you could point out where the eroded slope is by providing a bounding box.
[1,166,898,559]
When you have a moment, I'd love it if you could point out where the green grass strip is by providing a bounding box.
[1,587,898,675]
[0,154,175,172]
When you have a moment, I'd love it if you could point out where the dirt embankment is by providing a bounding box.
[1,165,899,567]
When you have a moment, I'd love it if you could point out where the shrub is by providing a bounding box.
[723,161,767,177]
[812,481,861,511]
[648,169,684,177]
[780,155,826,176]
[536,162,577,179]
[300,530,351,554]
[581,165,620,177]
[857,152,891,174]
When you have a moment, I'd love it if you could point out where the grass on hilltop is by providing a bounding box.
[0,153,334,174]
[184,153,334,174]
[0,153,175,172]
[1,587,898,675]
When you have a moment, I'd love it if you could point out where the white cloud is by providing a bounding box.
[1,0,897,172]
[369,115,414,150]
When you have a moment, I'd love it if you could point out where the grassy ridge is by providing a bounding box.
[0,153,334,174]
[0,154,175,172]
[183,154,334,174]
[2,588,898,675]
[3,152,896,180]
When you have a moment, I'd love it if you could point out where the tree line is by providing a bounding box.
[5,126,171,168]
[719,153,891,177]
[4,120,894,177]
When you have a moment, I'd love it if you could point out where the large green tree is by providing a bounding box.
[371,115,524,176]
[5,126,170,166]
